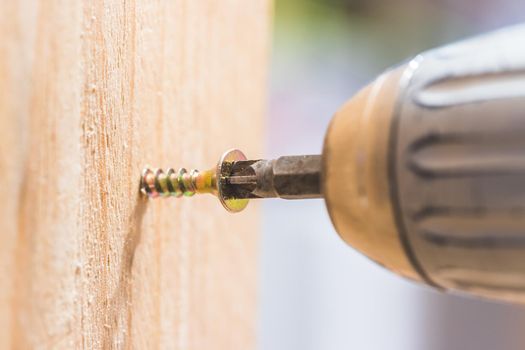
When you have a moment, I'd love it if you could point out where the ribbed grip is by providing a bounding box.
[391,25,525,301]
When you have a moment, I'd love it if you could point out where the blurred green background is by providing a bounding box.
[262,1,525,350]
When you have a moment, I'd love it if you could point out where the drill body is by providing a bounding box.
[323,24,525,303]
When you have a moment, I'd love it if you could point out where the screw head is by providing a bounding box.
[217,149,249,212]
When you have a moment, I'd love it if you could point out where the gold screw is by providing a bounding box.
[140,149,249,213]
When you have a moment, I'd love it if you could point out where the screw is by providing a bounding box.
[140,149,250,213]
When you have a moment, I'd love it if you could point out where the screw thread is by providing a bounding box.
[140,167,216,199]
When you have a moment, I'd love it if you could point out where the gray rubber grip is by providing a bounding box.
[391,24,525,301]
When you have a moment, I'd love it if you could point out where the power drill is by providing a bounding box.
[142,24,525,304]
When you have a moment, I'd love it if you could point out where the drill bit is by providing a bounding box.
[225,155,322,200]
[141,149,322,212]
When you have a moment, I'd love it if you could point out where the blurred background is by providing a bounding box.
[261,1,525,349]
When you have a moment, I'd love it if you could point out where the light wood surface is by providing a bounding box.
[0,1,270,348]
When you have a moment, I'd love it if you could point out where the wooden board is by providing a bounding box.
[0,1,270,348]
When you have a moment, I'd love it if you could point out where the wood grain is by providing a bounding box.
[0,1,270,348]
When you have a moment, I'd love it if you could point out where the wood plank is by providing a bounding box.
[0,1,270,348]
